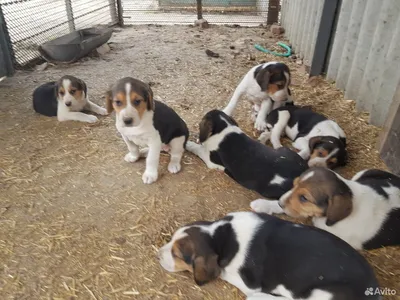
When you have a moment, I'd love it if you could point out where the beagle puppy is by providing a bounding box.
[223,62,293,131]
[186,110,308,199]
[251,167,400,250]
[259,105,347,169]
[33,75,107,122]
[158,212,380,300]
[106,77,189,184]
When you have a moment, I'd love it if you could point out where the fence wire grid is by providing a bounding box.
[122,0,275,26]
[0,0,279,69]
[0,0,119,66]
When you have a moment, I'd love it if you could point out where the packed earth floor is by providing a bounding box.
[0,25,399,299]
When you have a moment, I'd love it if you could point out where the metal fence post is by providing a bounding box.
[309,0,340,77]
[0,4,15,76]
[197,0,203,20]
[109,0,118,25]
[64,0,75,32]
[116,0,124,26]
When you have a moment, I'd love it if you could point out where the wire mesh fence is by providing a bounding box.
[122,0,275,26]
[0,0,119,67]
[0,0,279,70]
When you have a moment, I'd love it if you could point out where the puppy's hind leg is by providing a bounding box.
[168,136,185,174]
[186,141,224,170]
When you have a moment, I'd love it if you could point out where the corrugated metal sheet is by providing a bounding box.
[281,0,400,126]
[280,0,322,67]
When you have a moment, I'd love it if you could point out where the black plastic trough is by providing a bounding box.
[38,27,113,63]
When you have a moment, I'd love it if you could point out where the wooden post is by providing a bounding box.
[197,0,203,20]
[378,79,400,175]
[116,0,124,27]
[0,4,15,75]
[109,0,118,25]
[267,0,280,25]
[65,0,75,32]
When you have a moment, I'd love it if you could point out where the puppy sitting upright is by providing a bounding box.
[251,167,400,250]
[107,77,189,184]
[186,110,308,199]
[223,62,293,131]
[259,105,347,169]
[33,75,107,122]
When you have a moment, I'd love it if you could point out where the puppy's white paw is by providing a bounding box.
[185,141,200,153]
[250,199,283,215]
[168,162,181,174]
[98,107,108,115]
[254,120,268,131]
[86,115,99,123]
[251,111,258,122]
[142,170,158,184]
[124,152,139,163]
[258,131,271,144]
[272,143,283,149]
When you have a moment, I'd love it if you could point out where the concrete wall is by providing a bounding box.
[281,0,400,127]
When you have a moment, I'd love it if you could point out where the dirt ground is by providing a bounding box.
[1,25,399,300]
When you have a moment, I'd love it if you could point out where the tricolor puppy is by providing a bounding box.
[33,75,107,122]
[251,167,400,250]
[158,212,380,300]
[259,105,347,169]
[223,62,293,131]
[186,110,308,199]
[106,77,189,184]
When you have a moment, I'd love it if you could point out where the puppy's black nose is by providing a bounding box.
[123,118,133,125]
[65,102,72,107]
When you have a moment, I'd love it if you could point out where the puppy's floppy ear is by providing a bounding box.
[54,79,62,99]
[77,78,87,98]
[199,119,212,143]
[326,194,352,226]
[193,254,221,286]
[143,83,154,111]
[309,136,323,151]
[105,90,113,114]
[255,67,271,92]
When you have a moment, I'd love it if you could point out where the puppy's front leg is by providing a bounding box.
[122,135,140,163]
[58,111,99,123]
[254,99,272,131]
[186,141,224,170]
[85,99,108,115]
[250,199,284,215]
[142,141,162,184]
[292,137,310,160]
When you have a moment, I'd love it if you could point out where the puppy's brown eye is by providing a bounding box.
[277,84,284,89]
[318,151,325,157]
[115,100,122,106]
[133,99,141,106]
[59,91,65,96]
[299,195,308,203]
[70,89,76,95]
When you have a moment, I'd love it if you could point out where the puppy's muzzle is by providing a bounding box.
[123,117,133,126]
